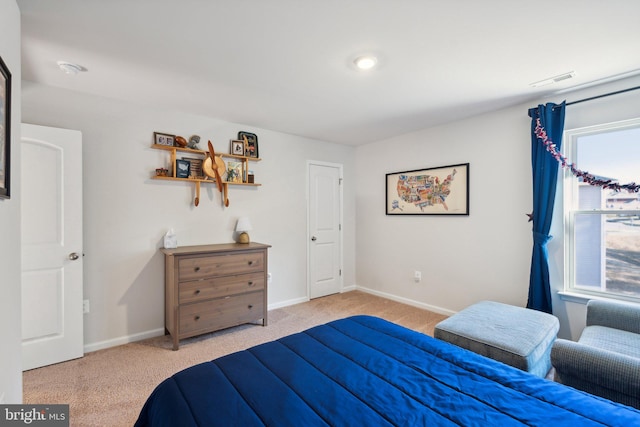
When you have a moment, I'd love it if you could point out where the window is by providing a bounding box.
[564,118,640,300]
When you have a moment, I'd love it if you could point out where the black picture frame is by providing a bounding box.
[0,55,11,199]
[230,140,245,156]
[238,131,258,158]
[385,163,469,215]
[175,159,191,178]
[153,132,175,147]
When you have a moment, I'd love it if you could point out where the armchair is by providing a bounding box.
[551,299,640,409]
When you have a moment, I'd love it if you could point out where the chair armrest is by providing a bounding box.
[551,338,640,397]
[587,299,640,334]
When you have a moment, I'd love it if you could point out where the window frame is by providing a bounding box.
[563,117,640,302]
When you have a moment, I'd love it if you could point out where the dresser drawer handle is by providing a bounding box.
[194,266,201,272]
[194,315,200,321]
[247,281,254,286]
[248,261,254,266]
[248,305,253,310]
[194,289,201,295]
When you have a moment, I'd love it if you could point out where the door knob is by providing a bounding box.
[68,252,80,261]
[311,236,317,241]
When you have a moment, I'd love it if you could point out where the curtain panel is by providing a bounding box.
[527,102,565,313]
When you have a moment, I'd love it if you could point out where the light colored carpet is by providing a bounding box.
[23,291,447,427]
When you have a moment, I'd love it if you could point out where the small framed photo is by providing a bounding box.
[154,132,175,147]
[230,140,245,156]
[226,161,243,183]
[175,159,191,178]
[238,131,258,158]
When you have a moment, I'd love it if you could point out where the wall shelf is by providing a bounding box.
[151,143,261,206]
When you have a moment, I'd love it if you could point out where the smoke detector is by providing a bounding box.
[57,61,87,75]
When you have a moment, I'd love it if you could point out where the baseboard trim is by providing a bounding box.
[268,296,309,310]
[84,328,165,354]
[83,287,452,353]
[355,286,457,317]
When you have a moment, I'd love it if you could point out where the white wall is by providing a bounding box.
[355,106,532,313]
[0,0,22,404]
[355,74,640,339]
[22,82,356,350]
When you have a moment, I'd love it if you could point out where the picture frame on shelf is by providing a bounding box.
[238,131,258,158]
[385,163,469,216]
[182,157,203,179]
[175,159,191,178]
[0,55,12,199]
[226,161,243,183]
[230,140,245,156]
[154,132,175,147]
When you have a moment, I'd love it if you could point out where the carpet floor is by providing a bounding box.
[22,291,447,426]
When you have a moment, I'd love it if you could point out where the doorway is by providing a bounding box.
[308,161,343,299]
[21,123,84,370]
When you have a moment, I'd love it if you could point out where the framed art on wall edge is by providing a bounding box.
[386,163,469,215]
[0,55,12,199]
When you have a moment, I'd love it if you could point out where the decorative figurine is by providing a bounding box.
[188,135,201,149]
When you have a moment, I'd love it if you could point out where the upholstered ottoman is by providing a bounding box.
[434,301,559,378]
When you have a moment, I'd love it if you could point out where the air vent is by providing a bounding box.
[530,71,575,88]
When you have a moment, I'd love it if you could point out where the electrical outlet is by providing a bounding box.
[414,271,422,283]
[267,273,272,284]
[83,299,90,314]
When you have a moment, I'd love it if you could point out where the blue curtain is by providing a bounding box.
[527,102,565,313]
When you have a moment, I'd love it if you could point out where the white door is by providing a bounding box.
[308,162,342,299]
[21,123,83,371]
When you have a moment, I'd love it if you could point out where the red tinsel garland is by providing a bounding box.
[535,118,640,193]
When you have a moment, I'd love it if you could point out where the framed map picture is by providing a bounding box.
[0,55,11,199]
[386,163,469,215]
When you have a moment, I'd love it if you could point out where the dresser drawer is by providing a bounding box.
[179,291,264,336]
[178,252,265,281]
[179,272,265,304]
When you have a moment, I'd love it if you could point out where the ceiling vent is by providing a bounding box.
[530,71,575,88]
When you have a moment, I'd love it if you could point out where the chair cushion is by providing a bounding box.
[434,301,559,377]
[580,325,640,359]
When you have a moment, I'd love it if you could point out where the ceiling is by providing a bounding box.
[17,0,640,145]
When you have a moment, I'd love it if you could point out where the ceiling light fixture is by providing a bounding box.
[354,55,378,70]
[529,71,575,88]
[57,61,87,75]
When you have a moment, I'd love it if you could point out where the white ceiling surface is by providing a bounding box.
[17,1,640,145]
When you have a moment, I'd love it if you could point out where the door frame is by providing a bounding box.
[306,160,344,299]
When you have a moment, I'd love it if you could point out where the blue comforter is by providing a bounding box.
[135,315,640,426]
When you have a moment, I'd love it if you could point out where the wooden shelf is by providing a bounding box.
[150,175,261,186]
[151,143,261,207]
[152,144,261,162]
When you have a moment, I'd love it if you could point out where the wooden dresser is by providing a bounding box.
[161,242,270,350]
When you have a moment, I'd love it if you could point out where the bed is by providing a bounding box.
[135,315,640,426]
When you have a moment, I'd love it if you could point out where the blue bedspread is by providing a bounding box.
[135,315,640,426]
